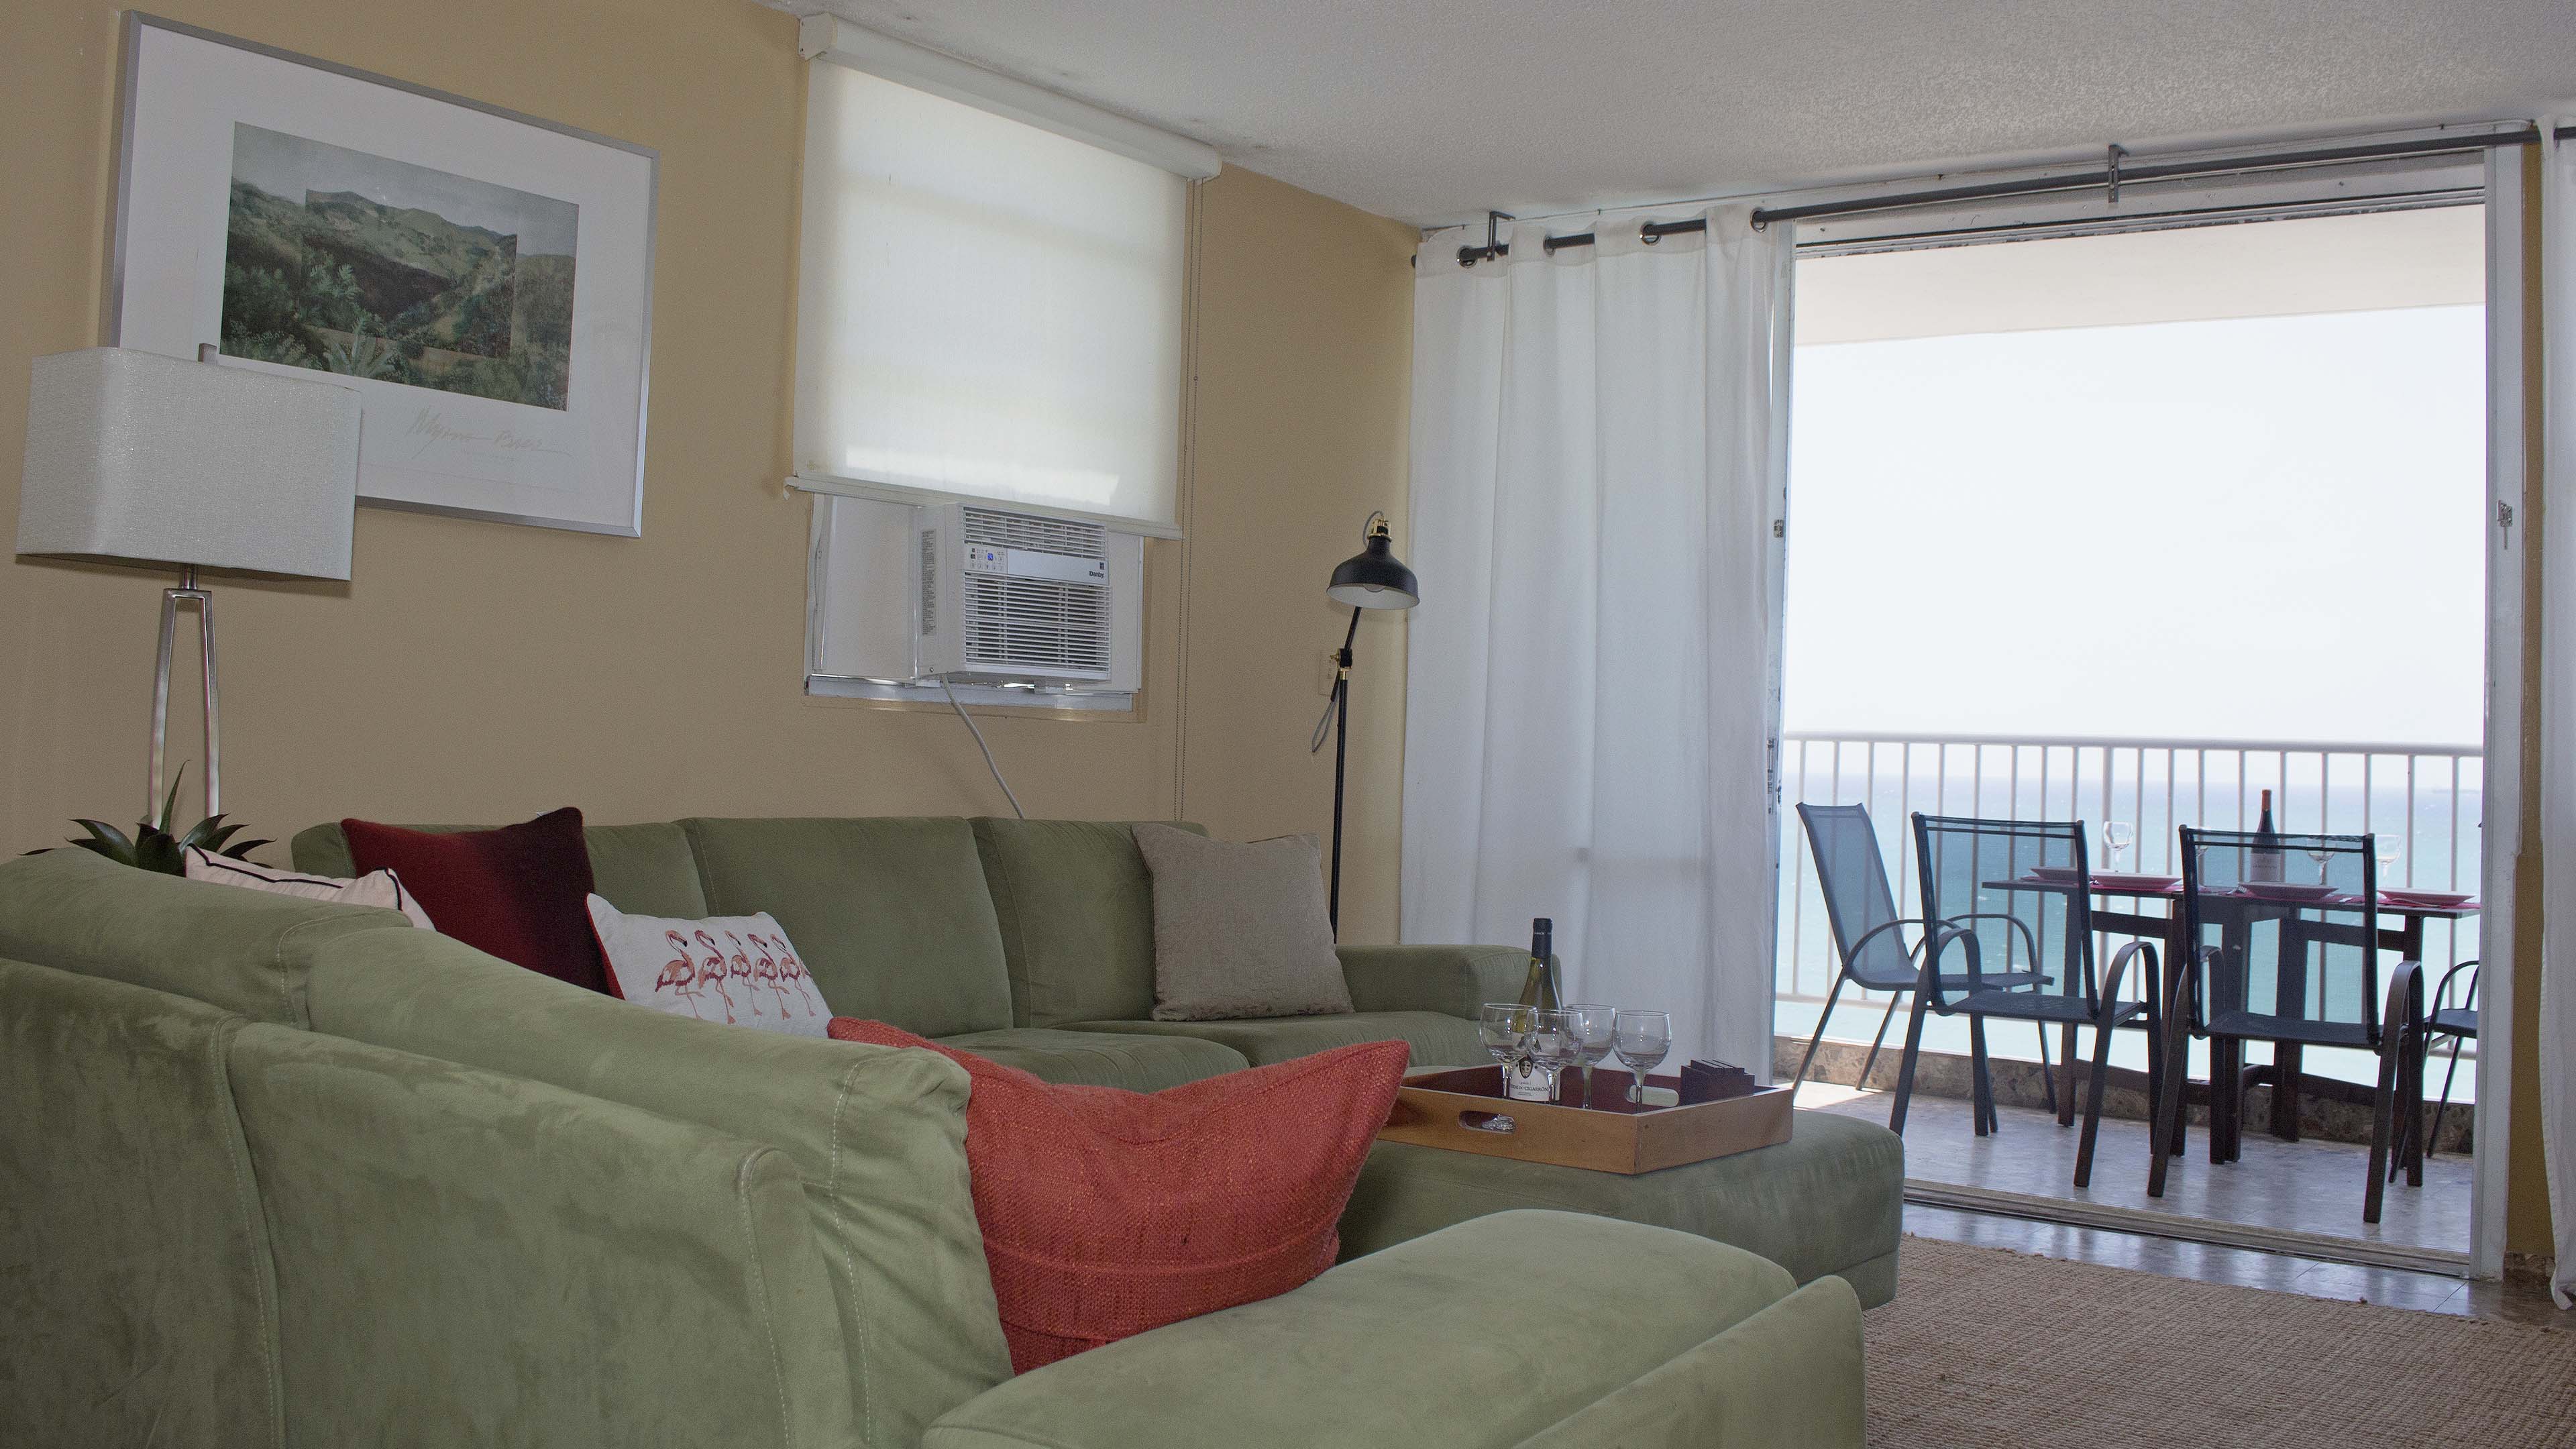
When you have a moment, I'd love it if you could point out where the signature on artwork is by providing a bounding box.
[404,408,572,462]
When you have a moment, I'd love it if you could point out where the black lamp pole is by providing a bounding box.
[1316,512,1420,936]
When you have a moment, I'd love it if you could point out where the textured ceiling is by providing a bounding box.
[769,1,2576,227]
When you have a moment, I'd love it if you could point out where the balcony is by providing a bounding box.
[1773,729,2480,1265]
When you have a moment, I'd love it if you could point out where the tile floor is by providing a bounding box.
[1799,1081,2470,1254]
[1799,1080,2563,1326]
[1900,1203,2565,1326]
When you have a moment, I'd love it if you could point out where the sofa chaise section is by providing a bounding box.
[924,1210,1864,1449]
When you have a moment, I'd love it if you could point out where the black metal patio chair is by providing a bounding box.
[2148,826,2423,1224]
[2414,959,2479,1163]
[1788,803,2058,1129]
[1904,812,2163,1190]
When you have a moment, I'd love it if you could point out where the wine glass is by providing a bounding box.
[2306,843,2334,889]
[2375,840,2402,896]
[1612,1010,1672,1105]
[1563,1003,1617,1106]
[1477,1002,1532,1093]
[1517,1008,1573,1102]
[2100,822,2135,875]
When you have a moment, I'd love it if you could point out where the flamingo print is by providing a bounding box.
[693,929,739,1023]
[655,930,704,1015]
[747,932,792,1016]
[773,940,813,1018]
[724,932,762,1017]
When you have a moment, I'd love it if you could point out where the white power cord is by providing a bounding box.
[940,679,1026,819]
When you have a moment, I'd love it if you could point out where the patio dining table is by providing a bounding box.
[1981,872,2478,1146]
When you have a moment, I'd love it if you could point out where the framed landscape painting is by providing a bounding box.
[107,15,657,535]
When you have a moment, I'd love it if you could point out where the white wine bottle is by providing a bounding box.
[2249,789,2284,883]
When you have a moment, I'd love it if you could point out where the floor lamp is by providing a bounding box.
[17,347,361,820]
[1313,511,1419,934]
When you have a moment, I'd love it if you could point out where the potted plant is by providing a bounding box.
[58,768,270,875]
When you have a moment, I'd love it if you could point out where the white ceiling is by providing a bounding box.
[765,0,2576,229]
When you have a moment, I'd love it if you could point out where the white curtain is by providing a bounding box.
[2540,119,2576,1309]
[1401,209,1794,1074]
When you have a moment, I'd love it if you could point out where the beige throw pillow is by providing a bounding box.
[1132,824,1352,1022]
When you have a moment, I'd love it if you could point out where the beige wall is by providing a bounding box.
[0,0,1415,941]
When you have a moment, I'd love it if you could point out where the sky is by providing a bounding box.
[1781,218,2487,748]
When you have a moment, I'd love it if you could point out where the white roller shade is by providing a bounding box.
[794,61,1188,531]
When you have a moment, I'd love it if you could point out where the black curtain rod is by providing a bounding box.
[1454,125,2556,266]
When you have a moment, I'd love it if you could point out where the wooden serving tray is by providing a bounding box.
[1377,1066,1793,1174]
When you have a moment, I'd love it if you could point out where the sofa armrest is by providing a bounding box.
[924,1210,1838,1449]
[1337,943,1530,1018]
[224,1021,857,1449]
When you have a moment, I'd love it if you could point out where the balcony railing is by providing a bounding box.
[1774,732,2483,1030]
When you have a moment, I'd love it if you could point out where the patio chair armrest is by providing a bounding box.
[1839,917,1931,968]
[2430,959,2481,1016]
[1915,924,1982,1012]
[2100,939,2157,1018]
[2380,959,2424,1051]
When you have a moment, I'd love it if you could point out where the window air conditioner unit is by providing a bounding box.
[914,502,1115,683]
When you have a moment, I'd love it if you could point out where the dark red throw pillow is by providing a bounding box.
[343,808,610,994]
[828,1018,1407,1373]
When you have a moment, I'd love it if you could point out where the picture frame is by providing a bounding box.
[106,14,658,536]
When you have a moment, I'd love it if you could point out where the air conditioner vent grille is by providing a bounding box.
[963,506,1107,561]
[961,574,1110,674]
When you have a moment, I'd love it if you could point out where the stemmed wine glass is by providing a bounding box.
[1563,1004,1617,1107]
[2100,821,2135,876]
[1612,1010,1672,1105]
[1521,1008,1578,1102]
[1478,1002,1533,1095]
[2375,840,2402,897]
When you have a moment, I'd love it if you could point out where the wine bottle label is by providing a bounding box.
[1506,1061,1550,1102]
[2249,851,2283,883]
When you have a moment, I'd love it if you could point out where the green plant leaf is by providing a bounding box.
[222,838,273,860]
[133,830,186,876]
[154,766,187,835]
[67,818,140,865]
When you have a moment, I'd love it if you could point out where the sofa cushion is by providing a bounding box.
[0,847,408,1027]
[292,820,710,919]
[297,924,1011,1449]
[586,896,832,1036]
[1337,1110,1907,1308]
[0,959,282,1447]
[833,1020,1407,1374]
[932,1027,1248,1090]
[681,817,1014,1038]
[920,1210,1810,1449]
[344,809,610,994]
[1065,1010,1488,1071]
[1131,826,1352,1021]
[969,818,1204,1028]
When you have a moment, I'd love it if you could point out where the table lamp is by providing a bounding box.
[1312,510,1419,933]
[17,346,361,821]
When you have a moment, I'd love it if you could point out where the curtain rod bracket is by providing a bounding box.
[1459,210,1515,267]
[2106,144,2128,205]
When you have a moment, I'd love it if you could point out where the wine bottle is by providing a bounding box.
[2249,788,2283,883]
[1516,918,1560,1011]
[1507,918,1559,1102]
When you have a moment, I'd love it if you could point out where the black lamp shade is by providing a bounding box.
[1327,531,1419,609]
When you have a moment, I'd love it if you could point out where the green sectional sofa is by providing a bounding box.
[0,816,1898,1447]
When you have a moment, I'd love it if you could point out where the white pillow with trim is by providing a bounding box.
[183,847,436,930]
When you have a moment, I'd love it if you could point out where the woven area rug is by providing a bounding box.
[1868,1236,2575,1448]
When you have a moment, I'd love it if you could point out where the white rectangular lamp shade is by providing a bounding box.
[17,347,361,580]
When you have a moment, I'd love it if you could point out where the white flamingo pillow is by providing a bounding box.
[586,896,832,1037]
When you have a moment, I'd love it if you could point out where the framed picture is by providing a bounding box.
[107,14,657,536]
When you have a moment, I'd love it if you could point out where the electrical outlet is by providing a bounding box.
[1320,649,1342,696]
